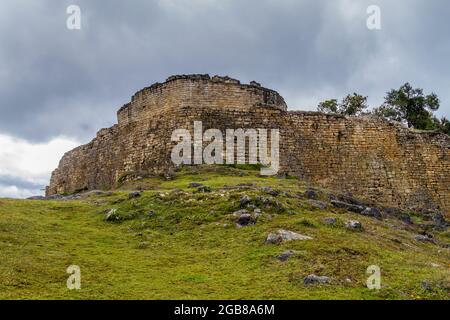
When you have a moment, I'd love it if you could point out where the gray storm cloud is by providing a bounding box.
[0,0,449,197]
[0,0,449,142]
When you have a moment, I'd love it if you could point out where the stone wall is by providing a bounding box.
[47,75,450,213]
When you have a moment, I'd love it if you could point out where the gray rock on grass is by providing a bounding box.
[233,209,257,227]
[262,186,280,197]
[304,190,319,200]
[304,274,330,285]
[128,191,141,199]
[345,220,363,231]
[324,217,337,224]
[189,182,203,188]
[331,200,365,213]
[277,250,296,262]
[240,195,252,207]
[361,207,382,220]
[307,200,328,209]
[266,229,313,244]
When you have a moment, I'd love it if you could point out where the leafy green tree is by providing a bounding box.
[317,93,368,116]
[438,117,450,135]
[375,83,440,130]
[318,99,338,114]
[340,93,369,116]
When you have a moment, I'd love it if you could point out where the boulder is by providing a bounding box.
[415,234,434,243]
[189,182,203,188]
[399,214,413,225]
[233,209,249,216]
[361,207,382,220]
[304,274,330,285]
[331,200,365,213]
[307,200,328,209]
[128,191,141,199]
[240,195,252,207]
[432,213,449,230]
[266,229,313,244]
[324,217,337,225]
[262,186,280,197]
[304,190,318,200]
[327,193,338,201]
[233,209,256,227]
[337,194,366,206]
[195,185,211,193]
[235,214,256,227]
[277,250,296,262]
[163,169,175,180]
[345,220,363,231]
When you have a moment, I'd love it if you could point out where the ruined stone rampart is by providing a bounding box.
[47,75,450,213]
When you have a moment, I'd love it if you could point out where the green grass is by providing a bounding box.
[0,166,448,300]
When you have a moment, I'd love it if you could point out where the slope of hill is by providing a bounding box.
[0,166,448,299]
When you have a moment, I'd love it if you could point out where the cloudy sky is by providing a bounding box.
[0,0,449,197]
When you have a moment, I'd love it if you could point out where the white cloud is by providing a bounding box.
[0,134,80,198]
[0,185,36,199]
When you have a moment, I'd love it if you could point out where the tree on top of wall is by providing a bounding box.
[373,83,440,130]
[437,117,450,135]
[317,93,368,116]
[317,83,449,136]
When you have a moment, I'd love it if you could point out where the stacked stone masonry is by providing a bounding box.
[47,75,450,213]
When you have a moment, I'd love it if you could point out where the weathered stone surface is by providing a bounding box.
[235,214,256,227]
[277,250,296,262]
[331,200,365,213]
[361,207,382,220]
[307,200,328,209]
[128,191,141,199]
[188,182,203,188]
[432,213,449,230]
[304,274,330,285]
[324,217,338,224]
[46,74,450,215]
[304,190,319,200]
[194,186,211,193]
[262,186,280,197]
[266,229,313,244]
[399,214,414,225]
[345,220,363,231]
[415,234,435,243]
[233,209,249,216]
[240,195,252,207]
[233,209,257,227]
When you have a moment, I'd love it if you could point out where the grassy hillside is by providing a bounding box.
[0,166,448,300]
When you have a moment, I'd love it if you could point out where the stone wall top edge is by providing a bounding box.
[128,74,284,103]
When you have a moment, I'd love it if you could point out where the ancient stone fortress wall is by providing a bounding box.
[47,75,450,213]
